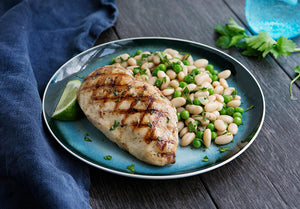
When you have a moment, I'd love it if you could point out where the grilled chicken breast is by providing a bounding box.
[77,65,178,166]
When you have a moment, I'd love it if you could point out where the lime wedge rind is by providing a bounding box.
[52,80,82,121]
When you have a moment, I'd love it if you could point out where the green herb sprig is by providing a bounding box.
[215,18,300,99]
[290,66,300,100]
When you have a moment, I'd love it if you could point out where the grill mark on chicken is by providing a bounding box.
[77,65,178,166]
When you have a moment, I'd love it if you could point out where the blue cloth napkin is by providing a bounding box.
[0,1,117,208]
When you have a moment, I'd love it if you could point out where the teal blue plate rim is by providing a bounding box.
[42,37,265,180]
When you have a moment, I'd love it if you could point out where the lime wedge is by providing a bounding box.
[52,80,82,121]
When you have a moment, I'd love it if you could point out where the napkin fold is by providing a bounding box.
[0,0,117,208]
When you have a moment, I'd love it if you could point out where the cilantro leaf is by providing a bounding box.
[270,36,297,58]
[245,32,276,58]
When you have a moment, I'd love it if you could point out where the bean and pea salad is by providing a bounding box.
[110,48,244,149]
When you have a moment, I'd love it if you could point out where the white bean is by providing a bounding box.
[157,70,167,79]
[152,55,161,65]
[195,90,209,98]
[177,121,185,132]
[195,74,211,85]
[218,70,231,79]
[228,123,238,135]
[212,81,220,87]
[185,117,196,126]
[194,59,208,68]
[177,71,185,81]
[186,84,197,91]
[214,85,224,95]
[160,76,170,90]
[204,112,217,121]
[180,132,196,146]
[227,100,241,108]
[233,95,241,100]
[219,115,234,124]
[162,88,174,96]
[171,97,186,107]
[214,119,227,131]
[169,79,179,88]
[219,78,229,88]
[203,129,211,147]
[127,58,137,66]
[199,96,209,105]
[216,94,224,103]
[179,127,189,138]
[186,104,203,115]
[223,87,235,95]
[215,133,233,145]
[204,102,218,112]
[166,70,177,80]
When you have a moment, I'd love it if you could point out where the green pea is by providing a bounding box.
[207,123,215,131]
[233,117,242,125]
[184,74,194,83]
[155,78,163,88]
[191,68,201,75]
[206,64,214,73]
[211,131,217,140]
[180,110,190,120]
[235,107,244,113]
[223,95,232,103]
[136,50,143,55]
[152,68,159,76]
[219,108,227,115]
[233,112,243,119]
[226,107,235,116]
[211,75,219,82]
[192,138,202,148]
[212,70,219,75]
[196,131,204,139]
[208,88,214,95]
[193,98,201,106]
[173,64,183,73]
[179,81,187,88]
[182,60,190,66]
[110,58,116,64]
[173,90,182,98]
[176,112,181,121]
[157,64,167,72]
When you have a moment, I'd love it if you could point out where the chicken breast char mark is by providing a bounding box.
[77,65,178,166]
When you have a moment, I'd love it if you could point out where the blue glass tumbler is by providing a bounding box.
[245,0,300,39]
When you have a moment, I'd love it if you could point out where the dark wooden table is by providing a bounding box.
[89,0,300,208]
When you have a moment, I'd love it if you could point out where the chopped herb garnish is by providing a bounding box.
[163,77,167,83]
[126,164,136,173]
[202,156,209,162]
[157,136,162,141]
[188,121,196,132]
[161,95,165,99]
[141,54,151,59]
[136,59,143,66]
[147,122,152,127]
[113,90,119,96]
[84,133,92,142]
[183,87,189,98]
[131,93,135,96]
[167,117,170,123]
[76,75,84,79]
[219,146,230,153]
[114,99,120,103]
[92,76,96,80]
[128,85,132,90]
[104,155,112,160]
[245,105,254,112]
[110,120,120,131]
[140,69,147,75]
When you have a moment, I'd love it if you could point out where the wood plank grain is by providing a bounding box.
[89,167,217,209]
[89,0,300,208]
